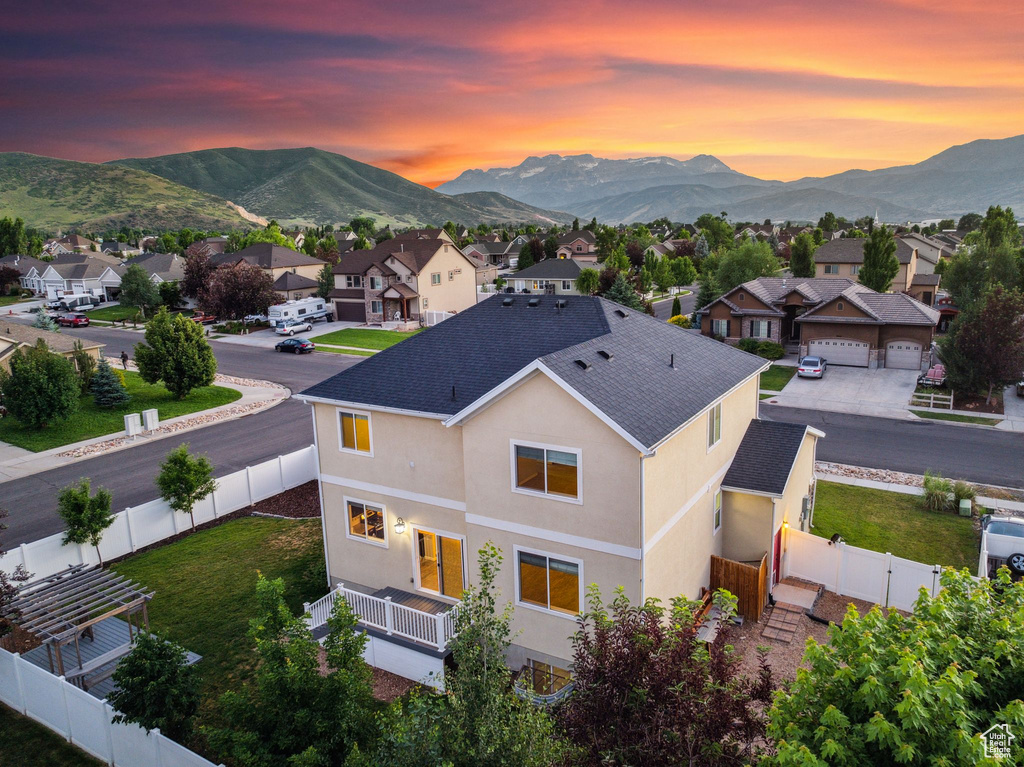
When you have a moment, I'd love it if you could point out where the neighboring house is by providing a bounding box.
[734,224,776,241]
[898,232,953,274]
[0,323,104,372]
[194,236,227,254]
[465,255,499,287]
[644,242,674,259]
[777,226,813,245]
[697,277,939,370]
[908,273,940,307]
[462,240,519,268]
[813,237,920,292]
[329,229,478,325]
[0,254,49,294]
[282,231,306,249]
[555,230,598,261]
[273,271,320,300]
[43,234,101,255]
[209,244,324,284]
[38,253,123,299]
[100,241,141,257]
[510,259,586,295]
[296,295,822,684]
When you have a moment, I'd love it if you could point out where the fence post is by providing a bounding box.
[59,675,72,741]
[384,596,393,636]
[13,653,27,714]
[152,728,164,767]
[124,508,136,553]
[212,487,220,519]
[835,543,845,595]
[435,613,445,651]
[246,466,255,505]
[278,455,286,490]
[102,701,116,766]
[18,543,28,574]
[883,553,893,608]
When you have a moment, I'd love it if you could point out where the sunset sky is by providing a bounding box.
[4,0,1023,186]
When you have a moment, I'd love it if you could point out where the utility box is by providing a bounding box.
[141,408,159,432]
[124,413,142,438]
[959,499,973,517]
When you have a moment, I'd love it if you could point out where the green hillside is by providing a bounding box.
[111,147,573,227]
[0,153,254,231]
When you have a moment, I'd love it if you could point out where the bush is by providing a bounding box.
[91,360,131,408]
[0,339,80,427]
[922,470,953,512]
[667,314,691,328]
[952,480,976,513]
[757,341,785,360]
[737,338,760,354]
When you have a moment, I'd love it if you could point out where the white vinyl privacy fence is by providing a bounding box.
[0,446,317,580]
[783,528,943,612]
[0,648,221,767]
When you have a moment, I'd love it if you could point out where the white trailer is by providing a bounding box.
[268,297,330,328]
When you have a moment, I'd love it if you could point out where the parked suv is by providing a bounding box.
[57,313,90,327]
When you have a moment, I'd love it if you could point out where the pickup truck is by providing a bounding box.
[191,312,218,325]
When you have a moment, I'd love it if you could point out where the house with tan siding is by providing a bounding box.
[814,237,920,292]
[297,295,822,689]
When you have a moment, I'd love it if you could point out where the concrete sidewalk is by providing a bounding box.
[211,320,359,348]
[0,377,288,482]
[816,469,1024,513]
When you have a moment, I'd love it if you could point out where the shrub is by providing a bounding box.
[668,314,692,328]
[757,341,785,360]
[71,340,96,393]
[737,337,760,354]
[0,339,80,427]
[952,480,976,512]
[922,470,953,512]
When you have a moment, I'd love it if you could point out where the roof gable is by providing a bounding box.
[722,421,816,496]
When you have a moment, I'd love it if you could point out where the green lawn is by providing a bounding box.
[0,704,102,767]
[0,372,240,451]
[759,364,796,392]
[311,327,421,351]
[910,409,1001,426]
[112,517,325,712]
[0,295,30,307]
[759,393,775,400]
[314,345,375,357]
[811,481,979,570]
[87,305,186,323]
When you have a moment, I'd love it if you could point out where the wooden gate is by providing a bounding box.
[710,554,769,621]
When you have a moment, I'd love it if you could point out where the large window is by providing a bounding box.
[347,499,386,545]
[345,275,362,288]
[414,528,465,599]
[523,659,572,696]
[369,276,383,290]
[371,300,383,315]
[707,402,722,450]
[713,490,722,534]
[711,319,729,337]
[338,409,372,454]
[750,320,770,338]
[517,549,581,616]
[512,442,580,501]
[824,264,839,274]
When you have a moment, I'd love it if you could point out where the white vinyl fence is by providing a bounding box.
[784,528,943,612]
[0,445,317,580]
[423,310,455,326]
[0,648,221,767]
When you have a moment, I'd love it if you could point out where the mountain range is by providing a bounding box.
[437,134,1024,223]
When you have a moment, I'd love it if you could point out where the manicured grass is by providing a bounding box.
[759,393,775,400]
[0,295,31,307]
[315,345,375,357]
[311,327,421,351]
[910,409,1001,426]
[811,481,979,570]
[759,364,796,392]
[112,517,325,711]
[0,703,103,766]
[0,371,240,451]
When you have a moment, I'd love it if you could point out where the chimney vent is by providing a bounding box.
[670,353,675,368]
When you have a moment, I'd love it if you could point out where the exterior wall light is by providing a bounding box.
[394,517,407,535]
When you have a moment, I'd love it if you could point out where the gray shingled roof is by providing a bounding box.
[211,244,323,270]
[814,237,916,265]
[272,272,318,291]
[511,259,584,280]
[722,420,810,496]
[299,295,766,450]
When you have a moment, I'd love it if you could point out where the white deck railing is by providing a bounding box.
[305,584,460,652]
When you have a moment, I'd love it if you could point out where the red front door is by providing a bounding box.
[772,527,783,585]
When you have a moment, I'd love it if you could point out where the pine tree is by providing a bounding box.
[671,295,681,317]
[789,232,817,278]
[604,273,645,311]
[695,233,710,261]
[32,310,57,332]
[859,227,899,293]
[91,359,131,408]
[316,261,334,298]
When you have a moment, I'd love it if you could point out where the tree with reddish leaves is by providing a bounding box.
[181,250,215,299]
[199,263,282,320]
[952,285,1024,404]
[558,587,773,767]
[0,265,21,295]
[597,267,620,295]
[625,240,645,271]
[672,239,697,259]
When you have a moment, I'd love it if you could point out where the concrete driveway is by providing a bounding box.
[769,366,920,418]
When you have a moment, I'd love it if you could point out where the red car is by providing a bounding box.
[191,312,217,325]
[58,313,90,327]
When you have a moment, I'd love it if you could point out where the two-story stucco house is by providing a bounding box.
[329,229,478,326]
[555,230,598,261]
[814,237,920,292]
[297,295,822,688]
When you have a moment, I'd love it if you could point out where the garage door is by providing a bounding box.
[334,300,366,322]
[886,341,922,370]
[807,339,870,367]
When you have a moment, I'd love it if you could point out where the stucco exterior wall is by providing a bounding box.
[721,491,772,562]
[417,244,477,315]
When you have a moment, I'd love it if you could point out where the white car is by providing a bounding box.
[797,356,827,379]
[981,515,1024,576]
[276,320,313,336]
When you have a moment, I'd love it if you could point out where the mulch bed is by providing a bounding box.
[954,391,1004,414]
[371,667,417,702]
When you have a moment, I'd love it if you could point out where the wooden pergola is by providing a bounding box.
[3,565,153,684]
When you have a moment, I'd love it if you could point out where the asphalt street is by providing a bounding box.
[652,289,698,320]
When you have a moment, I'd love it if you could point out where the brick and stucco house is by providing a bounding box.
[697,277,939,370]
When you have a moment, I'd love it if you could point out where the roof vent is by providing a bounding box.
[614,309,628,318]
[574,359,591,371]
[597,350,613,360]
[502,297,514,307]
[554,299,567,309]
[527,298,540,307]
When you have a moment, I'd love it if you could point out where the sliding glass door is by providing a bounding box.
[415,529,465,599]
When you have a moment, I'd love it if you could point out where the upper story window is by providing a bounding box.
[347,498,386,546]
[346,275,362,288]
[824,264,839,274]
[516,547,581,617]
[431,272,441,285]
[713,490,722,534]
[707,402,722,450]
[338,409,372,455]
[850,265,860,275]
[369,276,383,290]
[512,441,580,502]
[562,280,572,291]
[575,245,582,252]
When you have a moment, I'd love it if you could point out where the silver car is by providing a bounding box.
[797,356,827,379]
[981,515,1024,576]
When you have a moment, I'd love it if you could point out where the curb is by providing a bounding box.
[766,397,1012,432]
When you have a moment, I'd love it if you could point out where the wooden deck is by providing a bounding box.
[372,586,451,615]
[21,617,201,700]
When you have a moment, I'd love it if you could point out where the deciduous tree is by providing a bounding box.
[134,308,217,399]
[181,251,215,299]
[858,227,900,293]
[71,340,95,393]
[119,263,161,318]
[158,280,182,309]
[199,263,281,320]
[670,255,697,287]
[0,507,31,640]
[715,240,781,292]
[789,232,817,278]
[957,212,983,232]
[575,268,600,296]
[950,286,1024,404]
[0,265,21,295]
[156,444,216,531]
[0,339,79,427]
[0,217,28,257]
[57,479,114,566]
